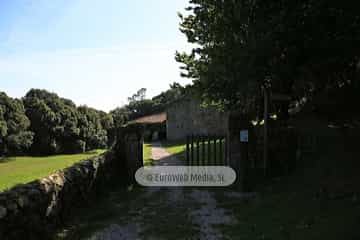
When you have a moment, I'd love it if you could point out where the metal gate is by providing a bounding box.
[186,135,227,166]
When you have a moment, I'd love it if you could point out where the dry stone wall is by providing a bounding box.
[0,121,145,240]
[0,151,118,240]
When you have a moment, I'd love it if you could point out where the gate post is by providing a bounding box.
[228,112,251,191]
[186,136,190,165]
[114,123,144,184]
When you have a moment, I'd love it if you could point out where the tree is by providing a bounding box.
[77,106,108,150]
[23,89,115,154]
[127,88,147,103]
[110,83,187,127]
[176,0,360,119]
[124,88,157,120]
[23,89,79,154]
[152,82,185,110]
[176,0,260,114]
[0,92,33,155]
[126,99,157,120]
[99,110,114,146]
[110,107,130,127]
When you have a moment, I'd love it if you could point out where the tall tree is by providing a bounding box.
[127,88,147,103]
[23,89,79,154]
[77,106,108,151]
[176,0,360,118]
[23,89,115,154]
[0,92,33,155]
[152,82,186,110]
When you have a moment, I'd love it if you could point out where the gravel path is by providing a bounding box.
[84,142,248,240]
[151,142,184,166]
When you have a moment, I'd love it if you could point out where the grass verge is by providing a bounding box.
[143,143,153,166]
[215,175,360,240]
[0,149,106,191]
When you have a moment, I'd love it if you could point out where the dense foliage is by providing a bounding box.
[22,89,113,155]
[176,0,360,119]
[0,89,115,156]
[0,92,33,155]
[151,82,186,111]
[0,83,186,156]
[110,83,186,126]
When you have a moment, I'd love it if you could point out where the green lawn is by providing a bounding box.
[0,149,106,191]
[143,143,153,166]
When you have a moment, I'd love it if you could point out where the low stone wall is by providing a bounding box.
[0,151,118,240]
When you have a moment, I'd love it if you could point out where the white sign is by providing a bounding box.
[240,130,248,142]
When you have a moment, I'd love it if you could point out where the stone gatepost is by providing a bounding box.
[114,123,144,185]
[228,112,251,192]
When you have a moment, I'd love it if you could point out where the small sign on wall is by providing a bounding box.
[240,130,248,142]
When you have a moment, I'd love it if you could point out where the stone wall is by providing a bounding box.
[166,97,229,140]
[0,125,144,240]
[0,151,118,240]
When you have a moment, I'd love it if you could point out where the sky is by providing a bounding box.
[0,0,192,112]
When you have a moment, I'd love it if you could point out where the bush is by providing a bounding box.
[6,131,34,155]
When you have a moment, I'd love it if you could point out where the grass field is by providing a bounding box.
[0,149,106,191]
[143,143,153,166]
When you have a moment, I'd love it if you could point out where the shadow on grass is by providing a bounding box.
[55,179,141,240]
[0,156,16,163]
[160,140,186,161]
[144,141,186,166]
[0,149,106,163]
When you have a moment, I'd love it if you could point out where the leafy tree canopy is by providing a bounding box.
[176,0,360,119]
[0,92,33,155]
[23,89,113,155]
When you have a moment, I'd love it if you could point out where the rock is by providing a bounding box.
[7,202,17,213]
[28,188,41,198]
[49,173,65,187]
[0,206,7,219]
[17,195,29,208]
[40,178,54,193]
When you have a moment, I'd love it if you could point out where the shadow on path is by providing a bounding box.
[56,142,253,240]
[150,141,185,166]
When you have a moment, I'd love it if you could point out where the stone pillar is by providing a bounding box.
[228,112,251,192]
[114,124,144,184]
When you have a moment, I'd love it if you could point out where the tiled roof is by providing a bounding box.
[132,112,167,124]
